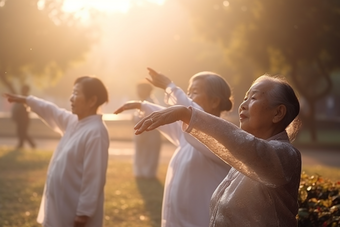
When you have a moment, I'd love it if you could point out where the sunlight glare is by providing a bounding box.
[0,0,7,7]
[63,0,166,14]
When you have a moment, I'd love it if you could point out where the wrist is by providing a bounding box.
[181,106,192,124]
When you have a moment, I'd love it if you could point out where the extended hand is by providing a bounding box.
[146,67,172,90]
[114,101,142,114]
[134,105,192,135]
[3,93,27,104]
[74,215,89,227]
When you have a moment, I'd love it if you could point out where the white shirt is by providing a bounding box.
[140,83,231,227]
[185,107,301,227]
[26,96,109,227]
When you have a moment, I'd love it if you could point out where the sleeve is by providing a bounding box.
[76,133,109,217]
[141,101,183,147]
[26,96,74,135]
[184,107,301,187]
[164,83,202,109]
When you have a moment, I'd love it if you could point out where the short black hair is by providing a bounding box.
[74,76,109,108]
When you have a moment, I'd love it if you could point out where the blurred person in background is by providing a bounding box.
[135,75,301,227]
[114,68,233,227]
[11,84,36,149]
[4,76,110,227]
[133,81,162,178]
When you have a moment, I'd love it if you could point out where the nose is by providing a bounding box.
[239,100,246,112]
[69,95,73,102]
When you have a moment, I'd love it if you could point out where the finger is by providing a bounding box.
[134,118,147,131]
[147,68,160,78]
[147,67,157,75]
[145,77,156,86]
[134,119,152,135]
[113,105,126,114]
[113,108,122,114]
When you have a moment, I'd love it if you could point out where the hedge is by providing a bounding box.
[298,172,340,227]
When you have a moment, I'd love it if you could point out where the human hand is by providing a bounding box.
[113,101,142,114]
[74,215,89,227]
[134,105,191,135]
[3,93,27,104]
[146,67,172,90]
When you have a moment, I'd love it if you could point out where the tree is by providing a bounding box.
[0,0,96,94]
[178,0,340,141]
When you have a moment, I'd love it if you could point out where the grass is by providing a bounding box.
[0,147,339,227]
[0,147,167,227]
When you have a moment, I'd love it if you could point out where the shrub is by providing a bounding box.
[298,172,340,227]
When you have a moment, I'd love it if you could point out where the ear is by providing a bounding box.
[210,97,221,110]
[272,104,286,123]
[87,96,98,109]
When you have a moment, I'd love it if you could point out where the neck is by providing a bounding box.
[210,109,221,117]
[257,125,284,140]
[77,109,97,120]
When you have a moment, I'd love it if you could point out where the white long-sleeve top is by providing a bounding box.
[185,107,301,227]
[140,83,231,227]
[26,96,109,227]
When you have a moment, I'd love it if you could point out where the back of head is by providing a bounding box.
[253,75,300,141]
[136,81,153,100]
[74,76,109,108]
[190,72,233,112]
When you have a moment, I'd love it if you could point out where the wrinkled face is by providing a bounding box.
[70,83,91,120]
[238,80,278,138]
[187,79,213,113]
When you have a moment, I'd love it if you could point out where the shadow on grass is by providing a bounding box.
[135,177,164,227]
[0,148,50,171]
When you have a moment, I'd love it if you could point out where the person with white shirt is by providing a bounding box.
[114,68,233,227]
[4,76,110,227]
[135,75,302,227]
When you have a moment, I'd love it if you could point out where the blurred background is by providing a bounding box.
[0,0,339,146]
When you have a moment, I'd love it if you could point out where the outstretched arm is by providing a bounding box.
[134,105,191,135]
[146,67,172,90]
[134,105,300,187]
[115,101,184,146]
[113,101,141,114]
[4,93,73,135]
[4,93,26,104]
[146,67,202,109]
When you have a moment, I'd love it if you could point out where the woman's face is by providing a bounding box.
[239,79,278,139]
[70,83,92,120]
[187,79,213,113]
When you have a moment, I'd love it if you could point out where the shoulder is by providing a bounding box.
[267,140,301,164]
[84,117,109,137]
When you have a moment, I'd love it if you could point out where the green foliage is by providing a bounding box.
[298,172,340,227]
[0,0,96,92]
[178,0,340,141]
[179,0,340,78]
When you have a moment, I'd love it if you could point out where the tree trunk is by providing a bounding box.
[307,100,317,142]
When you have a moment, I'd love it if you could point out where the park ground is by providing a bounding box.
[0,136,339,227]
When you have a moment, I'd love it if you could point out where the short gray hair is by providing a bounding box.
[253,75,300,141]
[190,72,233,112]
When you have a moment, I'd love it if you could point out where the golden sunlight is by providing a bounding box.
[62,0,166,14]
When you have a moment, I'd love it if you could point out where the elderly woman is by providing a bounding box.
[135,75,301,226]
[114,68,233,227]
[5,76,110,227]
[132,81,162,178]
